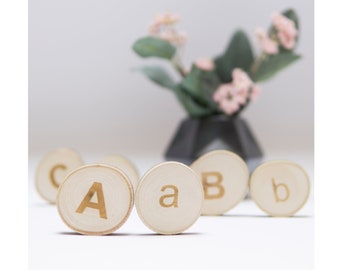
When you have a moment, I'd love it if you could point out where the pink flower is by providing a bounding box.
[220,98,240,115]
[272,12,298,49]
[236,87,248,105]
[154,12,180,25]
[262,38,279,54]
[213,83,230,102]
[277,30,296,50]
[213,68,261,115]
[148,23,160,35]
[250,84,261,101]
[174,31,187,46]
[195,57,215,71]
[272,13,297,34]
[184,66,191,75]
[160,30,187,46]
[148,13,186,47]
[232,68,252,91]
[255,28,279,55]
[213,83,247,115]
[214,84,240,115]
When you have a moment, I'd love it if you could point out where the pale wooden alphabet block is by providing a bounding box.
[250,160,310,217]
[57,164,134,235]
[135,162,203,234]
[98,155,139,192]
[190,150,249,215]
[35,148,84,203]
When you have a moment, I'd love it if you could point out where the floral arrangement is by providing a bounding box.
[132,9,300,118]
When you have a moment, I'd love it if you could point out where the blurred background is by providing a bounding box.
[29,0,313,159]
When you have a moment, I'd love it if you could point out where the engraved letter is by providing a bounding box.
[272,178,290,202]
[49,164,67,188]
[202,172,225,200]
[159,185,179,208]
[76,182,107,219]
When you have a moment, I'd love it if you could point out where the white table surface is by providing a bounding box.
[28,151,314,270]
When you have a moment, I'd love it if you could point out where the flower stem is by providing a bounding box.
[172,62,186,77]
[250,53,266,79]
[171,51,186,78]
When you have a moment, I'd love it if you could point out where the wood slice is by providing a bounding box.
[35,148,84,203]
[135,162,203,235]
[190,150,249,215]
[98,155,139,192]
[57,164,133,235]
[250,160,310,217]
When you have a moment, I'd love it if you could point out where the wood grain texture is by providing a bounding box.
[57,164,134,235]
[250,160,310,217]
[135,161,203,234]
[98,155,139,192]
[35,148,84,203]
[190,150,249,215]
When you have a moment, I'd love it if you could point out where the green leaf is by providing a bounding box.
[132,36,176,60]
[174,86,215,117]
[134,66,177,90]
[133,65,215,117]
[180,65,220,110]
[252,52,301,82]
[214,30,254,83]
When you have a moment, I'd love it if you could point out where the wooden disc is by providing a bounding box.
[35,148,84,203]
[98,155,139,192]
[135,162,203,235]
[57,164,134,235]
[250,160,310,217]
[190,150,249,215]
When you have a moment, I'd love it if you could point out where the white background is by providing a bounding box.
[29,0,313,157]
[28,154,314,270]
[25,1,319,270]
[7,0,340,270]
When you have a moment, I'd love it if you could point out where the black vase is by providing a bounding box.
[164,115,263,171]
